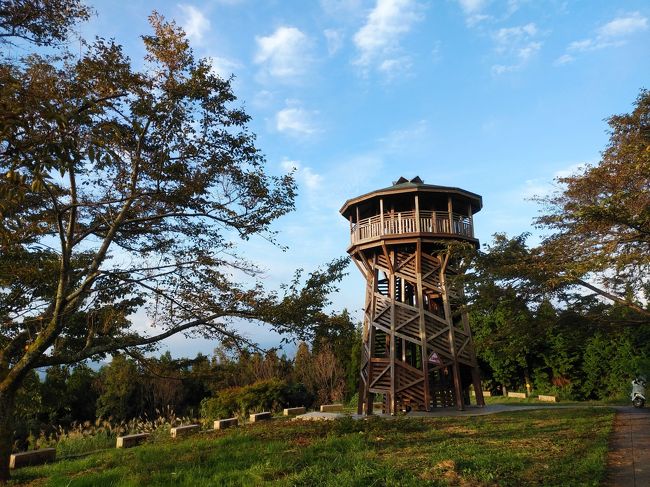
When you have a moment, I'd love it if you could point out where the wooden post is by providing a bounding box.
[440,255,464,411]
[389,249,396,415]
[380,198,384,235]
[349,215,353,243]
[459,288,485,407]
[415,194,420,233]
[366,256,378,415]
[467,202,473,238]
[416,239,431,410]
[447,196,453,235]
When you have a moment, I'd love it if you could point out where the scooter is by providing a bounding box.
[631,376,646,408]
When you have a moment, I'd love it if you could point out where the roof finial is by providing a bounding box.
[392,176,424,186]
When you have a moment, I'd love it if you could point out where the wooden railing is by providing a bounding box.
[351,210,473,244]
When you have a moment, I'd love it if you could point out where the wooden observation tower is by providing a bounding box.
[341,176,485,414]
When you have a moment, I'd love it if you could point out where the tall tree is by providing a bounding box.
[470,91,649,320]
[0,0,90,45]
[481,91,650,317]
[534,89,650,315]
[0,7,346,480]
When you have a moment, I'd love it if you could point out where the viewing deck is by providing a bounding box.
[350,210,474,246]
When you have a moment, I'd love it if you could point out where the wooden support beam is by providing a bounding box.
[416,239,431,410]
[440,257,464,411]
[447,196,453,235]
[415,194,420,233]
[389,248,396,415]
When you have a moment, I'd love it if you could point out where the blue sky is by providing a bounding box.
[82,0,649,357]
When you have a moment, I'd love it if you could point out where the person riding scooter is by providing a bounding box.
[631,376,646,408]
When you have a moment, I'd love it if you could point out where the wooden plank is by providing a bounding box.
[447,196,454,235]
[389,251,396,415]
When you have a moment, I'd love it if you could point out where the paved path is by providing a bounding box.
[605,407,650,487]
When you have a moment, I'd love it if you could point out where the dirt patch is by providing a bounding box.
[292,436,312,447]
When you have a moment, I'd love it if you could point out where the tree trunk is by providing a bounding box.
[0,389,16,483]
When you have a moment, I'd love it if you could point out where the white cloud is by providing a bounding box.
[378,56,412,78]
[207,56,242,78]
[559,12,648,60]
[457,0,486,14]
[553,53,574,66]
[494,23,537,48]
[567,37,622,52]
[252,90,274,108]
[456,0,490,26]
[178,4,210,44]
[280,159,323,191]
[254,26,312,82]
[491,22,541,75]
[518,162,589,200]
[320,0,364,17]
[379,119,429,151]
[324,29,344,55]
[517,41,541,60]
[353,0,423,73]
[568,39,594,52]
[275,102,319,137]
[598,12,648,38]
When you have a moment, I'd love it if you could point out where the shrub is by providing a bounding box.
[200,379,309,421]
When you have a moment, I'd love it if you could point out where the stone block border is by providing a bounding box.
[470,390,492,397]
[507,392,527,399]
[9,449,56,469]
[170,424,200,438]
[249,411,272,423]
[283,407,306,416]
[538,395,558,402]
[116,433,150,448]
[214,418,238,430]
[320,404,344,412]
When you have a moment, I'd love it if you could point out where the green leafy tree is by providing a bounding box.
[65,363,98,422]
[40,365,70,423]
[0,0,90,45]
[534,90,649,313]
[0,6,347,480]
[96,354,142,421]
[477,91,649,318]
[312,309,359,398]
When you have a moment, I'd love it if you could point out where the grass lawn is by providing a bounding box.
[9,408,613,487]
[482,396,626,407]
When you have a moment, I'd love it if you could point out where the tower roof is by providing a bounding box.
[340,176,482,218]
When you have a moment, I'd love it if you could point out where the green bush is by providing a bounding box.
[200,379,310,421]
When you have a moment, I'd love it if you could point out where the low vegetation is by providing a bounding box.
[10,408,613,486]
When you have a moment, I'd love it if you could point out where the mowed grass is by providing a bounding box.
[10,408,613,487]
[482,395,626,407]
